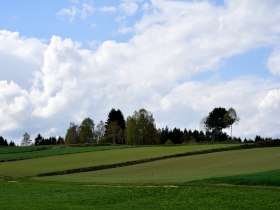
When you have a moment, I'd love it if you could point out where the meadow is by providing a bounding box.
[206,169,280,186]
[35,147,280,184]
[0,144,236,178]
[0,143,279,210]
[0,145,129,161]
[0,179,279,210]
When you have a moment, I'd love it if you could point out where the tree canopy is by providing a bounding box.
[78,117,95,144]
[202,107,239,140]
[104,108,126,144]
[125,108,159,145]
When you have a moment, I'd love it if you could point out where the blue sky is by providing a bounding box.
[1,0,280,144]
[0,0,143,45]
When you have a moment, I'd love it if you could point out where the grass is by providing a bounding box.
[36,147,280,184]
[0,144,236,178]
[1,144,279,209]
[0,145,129,161]
[0,180,279,210]
[205,169,280,186]
[0,145,51,154]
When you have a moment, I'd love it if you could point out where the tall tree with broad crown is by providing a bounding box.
[78,117,95,144]
[202,107,239,141]
[125,108,159,145]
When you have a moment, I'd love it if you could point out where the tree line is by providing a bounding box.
[64,107,243,145]
[2,106,279,147]
[0,136,15,146]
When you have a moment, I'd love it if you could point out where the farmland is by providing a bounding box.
[0,180,279,210]
[0,144,236,177]
[0,145,130,161]
[0,143,279,210]
[35,147,280,184]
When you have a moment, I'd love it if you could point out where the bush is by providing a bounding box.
[165,139,174,145]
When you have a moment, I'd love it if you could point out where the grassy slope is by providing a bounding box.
[37,147,280,184]
[0,144,235,178]
[206,169,280,186]
[0,145,129,161]
[0,180,279,210]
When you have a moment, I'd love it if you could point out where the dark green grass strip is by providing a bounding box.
[38,144,261,177]
[205,169,280,187]
[0,145,131,162]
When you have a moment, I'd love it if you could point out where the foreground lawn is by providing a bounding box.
[0,144,236,178]
[0,180,279,210]
[37,147,280,184]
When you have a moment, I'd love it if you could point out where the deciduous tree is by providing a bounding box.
[21,132,32,146]
[65,122,79,144]
[78,117,95,143]
[125,109,159,145]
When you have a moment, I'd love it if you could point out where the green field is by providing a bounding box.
[0,145,129,161]
[36,147,280,184]
[0,144,279,210]
[0,180,279,210]
[206,169,280,186]
[0,144,236,178]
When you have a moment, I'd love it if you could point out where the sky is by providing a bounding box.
[1,0,280,144]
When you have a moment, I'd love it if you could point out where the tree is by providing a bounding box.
[65,122,79,144]
[57,136,65,145]
[95,120,106,143]
[224,107,240,139]
[202,107,230,141]
[202,107,240,141]
[105,108,126,144]
[35,134,44,145]
[105,108,126,130]
[78,117,95,144]
[125,108,159,145]
[106,121,123,144]
[21,132,32,146]
[0,136,8,146]
[9,141,15,146]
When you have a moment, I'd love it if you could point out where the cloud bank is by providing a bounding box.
[1,0,280,143]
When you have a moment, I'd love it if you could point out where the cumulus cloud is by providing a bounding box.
[157,78,280,137]
[0,30,46,89]
[0,81,29,133]
[1,0,280,143]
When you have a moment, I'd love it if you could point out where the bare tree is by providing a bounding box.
[21,132,32,146]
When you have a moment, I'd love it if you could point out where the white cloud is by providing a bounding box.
[57,6,78,22]
[267,49,280,76]
[80,3,94,19]
[120,0,139,16]
[2,0,280,143]
[99,6,117,13]
[0,81,29,133]
[57,2,94,22]
[156,78,280,137]
[0,30,46,89]
[118,26,134,34]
